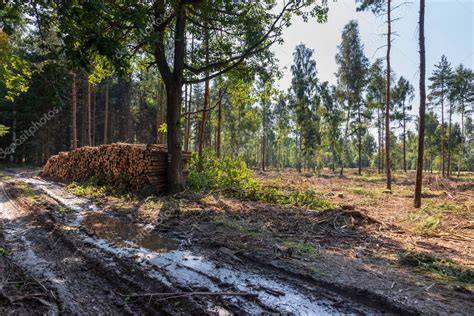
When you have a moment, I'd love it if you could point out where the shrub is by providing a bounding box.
[186,149,261,198]
[187,150,332,210]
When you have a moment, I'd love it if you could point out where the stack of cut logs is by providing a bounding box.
[41,143,191,192]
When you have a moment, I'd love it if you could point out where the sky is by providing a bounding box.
[271,0,474,127]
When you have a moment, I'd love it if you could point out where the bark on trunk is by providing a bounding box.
[216,88,222,157]
[340,104,351,177]
[385,0,392,190]
[458,109,464,177]
[157,81,165,144]
[377,106,381,174]
[104,81,109,144]
[198,24,210,158]
[87,81,92,146]
[414,0,426,208]
[70,73,77,150]
[358,105,362,175]
[447,100,452,177]
[441,85,445,177]
[403,103,407,172]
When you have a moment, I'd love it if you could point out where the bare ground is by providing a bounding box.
[0,167,473,315]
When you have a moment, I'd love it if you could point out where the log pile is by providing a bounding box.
[41,143,191,192]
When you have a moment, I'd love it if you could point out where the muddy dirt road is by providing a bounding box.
[0,170,394,315]
[1,169,469,315]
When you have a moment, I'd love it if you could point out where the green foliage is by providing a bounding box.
[0,247,8,256]
[399,251,474,284]
[0,124,9,136]
[66,178,136,200]
[187,148,260,197]
[0,31,32,102]
[67,180,108,198]
[187,150,333,210]
[15,181,38,198]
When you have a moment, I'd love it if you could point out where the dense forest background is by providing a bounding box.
[0,1,472,176]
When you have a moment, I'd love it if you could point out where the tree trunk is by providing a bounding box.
[198,24,210,158]
[70,73,77,150]
[156,81,165,144]
[104,81,109,144]
[414,0,426,208]
[297,133,302,173]
[85,80,92,146]
[458,108,464,177]
[162,3,186,192]
[87,80,92,146]
[403,103,407,172]
[91,85,96,146]
[184,34,194,152]
[183,83,188,146]
[447,99,452,177]
[340,104,351,177]
[216,88,222,157]
[385,0,392,190]
[358,105,362,175]
[441,85,445,177]
[377,106,381,174]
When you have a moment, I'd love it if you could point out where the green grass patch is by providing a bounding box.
[56,206,69,214]
[349,174,385,182]
[67,181,108,198]
[212,219,262,238]
[66,179,136,201]
[142,196,165,210]
[408,200,464,236]
[283,240,320,257]
[15,181,39,198]
[399,251,474,285]
[345,186,383,198]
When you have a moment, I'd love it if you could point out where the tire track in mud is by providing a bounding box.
[0,171,397,315]
[0,181,208,315]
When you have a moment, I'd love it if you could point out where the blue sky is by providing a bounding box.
[272,0,473,127]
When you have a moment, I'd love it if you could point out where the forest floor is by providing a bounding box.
[0,167,472,314]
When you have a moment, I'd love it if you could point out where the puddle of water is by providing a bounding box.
[82,212,179,252]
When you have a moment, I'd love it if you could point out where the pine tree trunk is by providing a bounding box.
[198,25,210,158]
[377,106,381,174]
[184,83,192,151]
[104,81,109,144]
[88,80,93,146]
[183,83,188,146]
[385,0,392,190]
[91,85,96,146]
[414,0,426,208]
[441,85,445,177]
[358,105,362,175]
[340,104,351,177]
[70,73,77,150]
[458,108,464,177]
[447,100,452,177]
[298,133,302,173]
[216,88,222,157]
[403,103,407,172]
[86,79,92,146]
